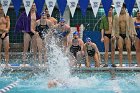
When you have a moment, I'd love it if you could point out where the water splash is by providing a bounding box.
[47,36,71,80]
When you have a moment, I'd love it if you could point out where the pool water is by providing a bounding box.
[1,71,140,93]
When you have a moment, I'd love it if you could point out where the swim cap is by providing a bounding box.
[86,37,91,42]
[73,31,79,35]
[59,18,65,22]
[41,12,46,16]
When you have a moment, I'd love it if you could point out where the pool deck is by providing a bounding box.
[1,64,140,72]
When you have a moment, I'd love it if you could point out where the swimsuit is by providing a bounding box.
[134,22,140,39]
[70,39,81,57]
[86,45,95,57]
[36,22,49,40]
[104,34,111,39]
[120,34,126,39]
[0,33,9,40]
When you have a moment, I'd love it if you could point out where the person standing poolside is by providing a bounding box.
[0,4,10,67]
[54,18,71,51]
[45,8,57,25]
[31,12,53,66]
[133,10,140,66]
[15,3,40,66]
[69,31,84,67]
[84,38,100,68]
[100,5,116,67]
[112,3,136,67]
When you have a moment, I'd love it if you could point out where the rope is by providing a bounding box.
[0,81,19,93]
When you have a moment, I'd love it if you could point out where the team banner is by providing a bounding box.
[79,0,89,16]
[113,0,124,16]
[23,0,34,16]
[1,0,11,15]
[57,0,67,16]
[34,0,45,15]
[90,0,101,17]
[125,0,135,16]
[136,0,140,12]
[102,0,112,16]
[45,0,56,16]
[12,0,22,16]
[67,0,78,17]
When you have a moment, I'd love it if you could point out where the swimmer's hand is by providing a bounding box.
[1,33,6,38]
[101,37,104,42]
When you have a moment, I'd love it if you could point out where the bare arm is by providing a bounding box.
[5,16,10,33]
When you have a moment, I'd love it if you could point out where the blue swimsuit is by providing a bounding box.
[134,22,140,39]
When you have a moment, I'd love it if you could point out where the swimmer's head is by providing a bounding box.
[59,18,65,26]
[41,12,47,19]
[48,80,57,88]
[86,37,91,43]
[73,31,79,39]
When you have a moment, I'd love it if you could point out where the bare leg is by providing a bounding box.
[93,53,100,67]
[86,56,90,68]
[0,39,2,65]
[136,37,140,66]
[31,35,37,62]
[23,33,31,65]
[103,36,110,66]
[125,38,132,67]
[118,36,124,67]
[111,38,116,66]
[36,37,43,65]
[3,36,9,67]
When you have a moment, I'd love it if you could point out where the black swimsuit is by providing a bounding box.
[36,23,49,40]
[0,33,9,40]
[70,39,81,57]
[86,45,95,57]
[27,32,34,37]
[104,34,111,39]
[120,34,126,39]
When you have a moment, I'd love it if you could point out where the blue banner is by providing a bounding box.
[79,0,89,16]
[12,0,22,16]
[125,0,135,16]
[34,0,45,15]
[57,0,67,16]
[102,0,112,16]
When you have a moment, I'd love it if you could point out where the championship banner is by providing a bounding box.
[23,0,34,16]
[102,0,112,16]
[136,0,140,12]
[125,0,135,16]
[1,0,11,15]
[67,0,78,17]
[90,0,101,17]
[45,0,56,16]
[113,0,124,16]
[79,0,89,16]
[34,0,45,15]
[57,0,67,16]
[12,0,22,16]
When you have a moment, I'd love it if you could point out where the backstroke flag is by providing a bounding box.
[23,0,34,16]
[79,0,89,16]
[1,0,11,15]
[113,0,124,16]
[57,0,67,16]
[90,0,101,17]
[102,0,112,16]
[136,0,140,12]
[45,0,56,16]
[67,0,78,17]
[125,0,135,16]
[12,0,22,16]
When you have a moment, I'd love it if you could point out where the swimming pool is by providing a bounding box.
[1,71,140,93]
